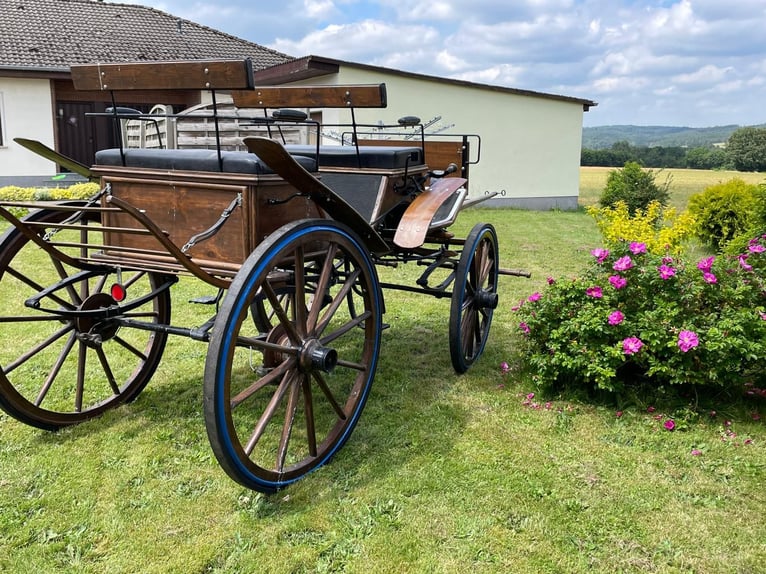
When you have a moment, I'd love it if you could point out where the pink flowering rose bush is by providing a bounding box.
[516,237,766,392]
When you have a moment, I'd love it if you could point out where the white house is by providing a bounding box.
[252,56,595,209]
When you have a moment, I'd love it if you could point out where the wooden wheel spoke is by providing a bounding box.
[461,307,478,358]
[303,376,318,458]
[4,324,73,375]
[6,265,75,310]
[336,358,368,371]
[95,346,121,396]
[230,358,294,408]
[75,341,87,412]
[244,370,299,456]
[276,375,303,472]
[122,270,147,290]
[113,335,149,362]
[293,245,307,337]
[262,281,303,345]
[50,256,82,305]
[312,371,347,421]
[320,310,371,345]
[35,332,76,407]
[307,244,338,332]
[315,268,361,336]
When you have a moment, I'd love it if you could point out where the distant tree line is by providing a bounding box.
[581,127,766,172]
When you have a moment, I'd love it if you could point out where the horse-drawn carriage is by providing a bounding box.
[1,59,527,492]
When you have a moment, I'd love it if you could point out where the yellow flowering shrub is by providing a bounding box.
[587,200,697,254]
[0,183,99,218]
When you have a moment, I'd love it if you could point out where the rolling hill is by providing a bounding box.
[582,124,766,149]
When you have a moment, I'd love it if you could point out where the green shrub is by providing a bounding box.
[516,238,766,394]
[688,178,759,251]
[599,161,671,214]
[724,183,766,255]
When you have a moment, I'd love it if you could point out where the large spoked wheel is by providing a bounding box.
[0,208,172,430]
[204,219,383,493]
[449,223,499,373]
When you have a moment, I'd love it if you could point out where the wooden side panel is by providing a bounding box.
[358,139,469,184]
[95,168,326,269]
[72,59,255,91]
[232,84,387,109]
[101,176,251,265]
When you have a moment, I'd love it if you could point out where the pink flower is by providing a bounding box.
[500,361,510,374]
[526,392,535,400]
[664,419,676,431]
[591,248,610,263]
[613,256,634,272]
[760,312,766,321]
[703,272,717,284]
[622,337,644,355]
[739,256,753,271]
[608,275,627,290]
[752,412,761,421]
[528,292,541,302]
[586,286,603,298]
[546,276,556,285]
[629,242,647,254]
[658,264,676,280]
[519,322,530,334]
[608,310,625,325]
[749,244,765,253]
[647,406,656,413]
[616,410,623,418]
[691,449,702,456]
[697,256,715,272]
[677,330,699,353]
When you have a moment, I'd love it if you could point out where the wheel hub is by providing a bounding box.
[474,288,499,310]
[75,292,120,345]
[300,339,338,373]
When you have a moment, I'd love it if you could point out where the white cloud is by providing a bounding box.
[110,0,766,126]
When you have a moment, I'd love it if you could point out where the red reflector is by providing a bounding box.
[110,283,126,302]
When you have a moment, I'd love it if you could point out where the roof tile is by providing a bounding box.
[0,0,293,70]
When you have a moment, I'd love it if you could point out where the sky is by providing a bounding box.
[118,0,766,127]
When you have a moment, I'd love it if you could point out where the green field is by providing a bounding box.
[0,175,764,572]
[579,166,766,209]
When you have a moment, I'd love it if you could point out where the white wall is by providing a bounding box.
[291,68,586,209]
[0,77,56,177]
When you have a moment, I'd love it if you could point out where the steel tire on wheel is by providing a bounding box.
[204,219,383,493]
[0,207,171,430]
[449,222,499,373]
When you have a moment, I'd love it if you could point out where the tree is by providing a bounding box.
[599,161,671,214]
[726,127,766,172]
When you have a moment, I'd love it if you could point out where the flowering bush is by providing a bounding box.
[516,237,766,393]
[587,200,697,254]
[0,183,99,218]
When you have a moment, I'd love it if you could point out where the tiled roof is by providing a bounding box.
[0,0,294,71]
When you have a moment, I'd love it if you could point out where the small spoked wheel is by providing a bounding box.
[0,208,172,430]
[204,219,383,493]
[449,223,499,373]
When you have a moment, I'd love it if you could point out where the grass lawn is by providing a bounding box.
[0,177,764,572]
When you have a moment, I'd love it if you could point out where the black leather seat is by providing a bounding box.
[94,148,317,174]
[285,145,423,169]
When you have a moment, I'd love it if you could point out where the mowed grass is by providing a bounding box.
[0,174,765,573]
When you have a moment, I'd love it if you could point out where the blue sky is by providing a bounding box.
[120,0,766,127]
